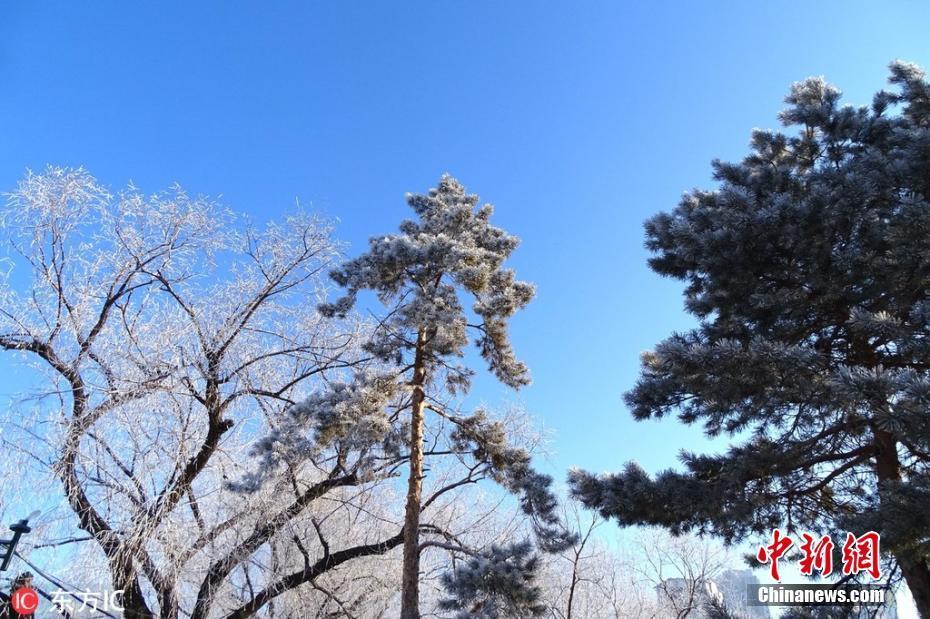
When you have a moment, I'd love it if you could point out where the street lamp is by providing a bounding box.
[0,511,39,572]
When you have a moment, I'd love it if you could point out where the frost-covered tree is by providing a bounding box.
[298,175,571,618]
[438,541,546,618]
[634,528,733,619]
[537,500,655,619]
[0,167,412,618]
[532,514,733,619]
[704,597,744,619]
[569,62,930,615]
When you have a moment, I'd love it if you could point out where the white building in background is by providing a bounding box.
[655,576,737,618]
[715,569,770,618]
[656,569,770,618]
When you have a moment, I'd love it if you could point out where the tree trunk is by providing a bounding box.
[56,372,154,619]
[873,429,930,618]
[400,329,428,619]
[567,542,583,619]
[566,571,577,619]
[896,551,930,618]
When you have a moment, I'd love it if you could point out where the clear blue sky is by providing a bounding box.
[2,1,930,499]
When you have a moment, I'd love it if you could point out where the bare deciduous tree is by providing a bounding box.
[0,167,400,618]
[634,528,732,619]
[537,502,659,619]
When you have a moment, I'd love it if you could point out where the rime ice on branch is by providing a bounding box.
[569,61,930,615]
[256,175,573,618]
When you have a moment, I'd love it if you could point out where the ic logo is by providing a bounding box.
[11,586,39,615]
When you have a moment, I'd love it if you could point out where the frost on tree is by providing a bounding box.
[253,175,573,618]
[0,167,418,618]
[438,541,547,618]
[569,62,930,615]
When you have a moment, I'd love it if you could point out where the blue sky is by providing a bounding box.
[5,0,930,491]
[1,2,928,611]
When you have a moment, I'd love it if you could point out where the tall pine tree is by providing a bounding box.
[315,175,569,618]
[569,62,930,614]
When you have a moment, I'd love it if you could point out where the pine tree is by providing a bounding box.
[704,596,743,619]
[438,541,547,618]
[779,607,860,619]
[308,175,570,618]
[569,62,930,615]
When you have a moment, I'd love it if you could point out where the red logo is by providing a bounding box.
[799,533,835,577]
[756,528,793,581]
[11,587,39,615]
[842,531,881,580]
[755,530,883,581]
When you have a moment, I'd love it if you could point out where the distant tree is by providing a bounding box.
[537,500,659,619]
[569,62,930,615]
[534,521,736,619]
[634,528,732,619]
[262,175,571,618]
[704,596,743,619]
[559,502,603,619]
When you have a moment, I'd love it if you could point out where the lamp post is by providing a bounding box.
[0,513,38,572]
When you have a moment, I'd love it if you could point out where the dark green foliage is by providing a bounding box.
[438,541,547,618]
[705,596,743,619]
[569,63,930,613]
